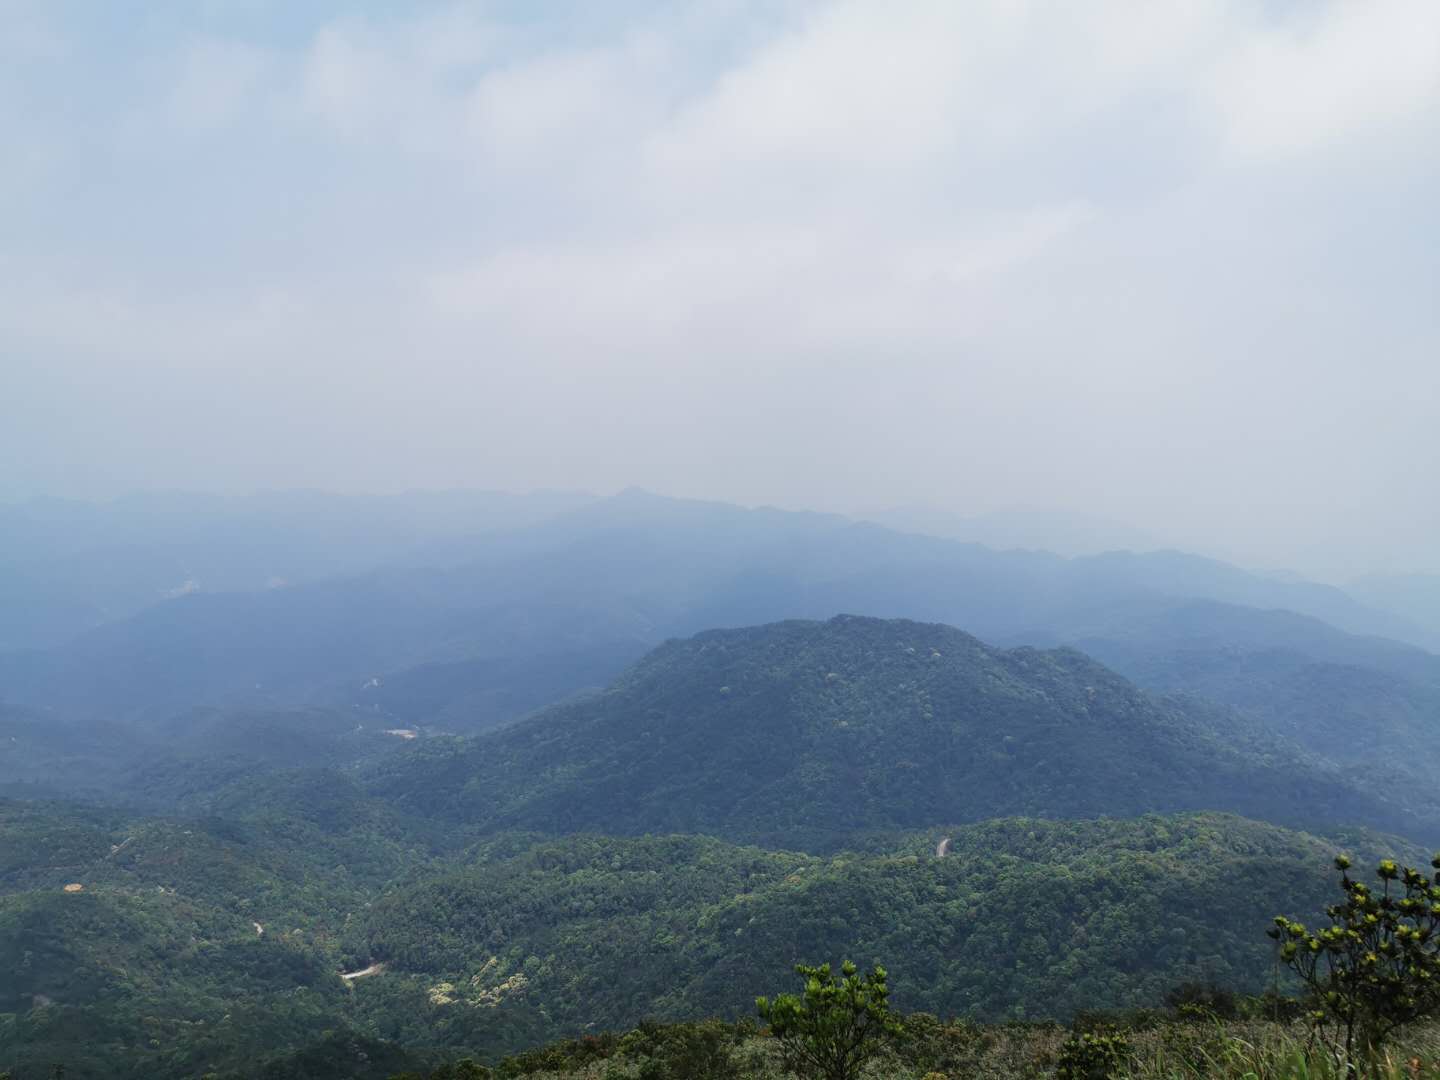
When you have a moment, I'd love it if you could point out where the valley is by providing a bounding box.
[2,492,1438,1079]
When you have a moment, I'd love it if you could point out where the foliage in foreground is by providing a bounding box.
[756,961,899,1080]
[1274,854,1440,1064]
[393,1010,1440,1079]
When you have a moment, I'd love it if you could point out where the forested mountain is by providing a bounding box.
[0,792,1418,1079]
[366,617,1436,849]
[4,492,1439,1078]
[3,608,1438,1077]
[1050,601,1440,781]
[3,492,1435,747]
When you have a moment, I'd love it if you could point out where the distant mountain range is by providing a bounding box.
[857,504,1171,557]
[2,491,1436,800]
[2,488,1432,654]
[0,489,596,651]
[1349,572,1440,646]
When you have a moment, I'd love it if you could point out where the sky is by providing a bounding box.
[2,0,1438,578]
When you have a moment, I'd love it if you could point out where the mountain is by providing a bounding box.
[1045,601,1440,781]
[1350,572,1440,649]
[0,489,596,651]
[1064,550,1427,645]
[366,617,1435,849]
[859,509,1429,645]
[3,610,1434,1076]
[4,491,1436,789]
[5,489,1438,1077]
[859,505,1168,557]
[0,491,1410,689]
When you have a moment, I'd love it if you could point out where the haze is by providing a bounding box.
[3,1,1437,578]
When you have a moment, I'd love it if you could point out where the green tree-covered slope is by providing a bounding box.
[344,816,1415,1056]
[1,801,1416,1078]
[368,617,1433,849]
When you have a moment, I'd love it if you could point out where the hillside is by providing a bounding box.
[1055,601,1440,782]
[347,816,1409,1043]
[0,701,411,808]
[0,796,1419,1078]
[367,616,1434,849]
[0,788,437,1079]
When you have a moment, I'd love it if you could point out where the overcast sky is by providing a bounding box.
[2,1,1437,577]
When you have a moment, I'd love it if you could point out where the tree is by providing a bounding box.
[1271,853,1440,1064]
[756,960,899,1080]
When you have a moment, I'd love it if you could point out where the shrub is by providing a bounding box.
[617,1019,740,1080]
[1164,981,1241,1021]
[756,960,900,1080]
[890,1012,991,1074]
[1052,1027,1132,1080]
[1271,853,1440,1063]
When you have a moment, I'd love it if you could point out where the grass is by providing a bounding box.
[1119,1020,1440,1079]
[425,1017,1440,1080]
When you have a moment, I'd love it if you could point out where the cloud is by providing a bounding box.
[1206,0,1440,160]
[1,0,1437,575]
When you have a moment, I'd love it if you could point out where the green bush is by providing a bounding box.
[757,961,900,1080]
[1053,1027,1133,1080]
[889,1012,992,1074]
[1272,853,1440,1062]
[1164,981,1241,1021]
[618,1019,741,1080]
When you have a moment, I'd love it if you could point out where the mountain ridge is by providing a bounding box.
[367,615,1437,849]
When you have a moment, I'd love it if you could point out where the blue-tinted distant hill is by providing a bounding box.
[1350,572,1440,650]
[864,507,1430,646]
[0,488,596,650]
[2,490,1436,787]
[859,505,1170,557]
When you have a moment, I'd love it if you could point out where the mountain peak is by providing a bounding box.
[370,616,1421,850]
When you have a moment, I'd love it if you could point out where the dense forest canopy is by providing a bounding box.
[0,798,1419,1079]
[365,617,1439,848]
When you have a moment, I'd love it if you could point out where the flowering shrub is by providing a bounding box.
[1272,854,1440,1062]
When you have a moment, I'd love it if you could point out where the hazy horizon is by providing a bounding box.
[4,2,1437,580]
[3,481,1433,584]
